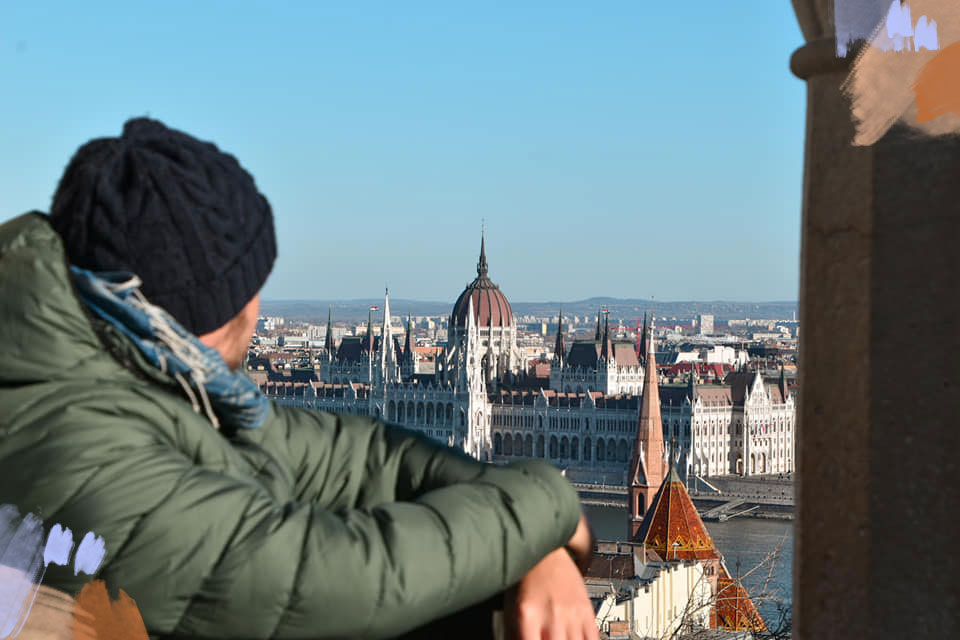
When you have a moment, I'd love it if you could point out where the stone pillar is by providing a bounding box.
[791,2,960,638]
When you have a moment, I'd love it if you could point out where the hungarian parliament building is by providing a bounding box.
[260,237,796,484]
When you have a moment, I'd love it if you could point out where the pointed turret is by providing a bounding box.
[403,315,415,358]
[380,289,398,382]
[636,311,648,360]
[324,306,335,360]
[627,321,667,537]
[364,307,375,354]
[553,309,566,365]
[600,311,614,362]
[595,309,602,341]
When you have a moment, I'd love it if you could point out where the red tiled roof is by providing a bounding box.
[713,565,768,632]
[633,467,720,562]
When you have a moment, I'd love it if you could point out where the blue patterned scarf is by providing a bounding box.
[70,266,269,430]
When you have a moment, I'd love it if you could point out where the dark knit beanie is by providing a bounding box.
[50,118,277,336]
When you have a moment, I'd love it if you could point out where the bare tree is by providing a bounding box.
[651,531,791,640]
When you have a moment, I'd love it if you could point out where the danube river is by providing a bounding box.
[584,505,793,628]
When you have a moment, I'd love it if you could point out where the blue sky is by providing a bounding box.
[0,2,805,303]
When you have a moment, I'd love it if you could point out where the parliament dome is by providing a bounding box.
[450,235,513,329]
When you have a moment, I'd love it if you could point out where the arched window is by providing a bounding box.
[607,438,616,462]
[585,418,590,431]
[618,439,629,463]
[397,402,405,421]
[560,437,569,459]
[436,403,444,424]
[596,439,605,462]
[536,434,545,458]
[417,403,424,422]
[408,402,415,422]
[446,403,453,423]
[460,412,465,427]
[524,434,533,457]
[388,401,396,421]
[584,437,592,461]
[549,436,559,459]
[504,433,513,456]
[571,436,579,461]
[538,415,544,429]
[426,402,434,425]
[493,433,502,455]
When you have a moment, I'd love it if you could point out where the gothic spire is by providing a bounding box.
[600,310,613,361]
[595,309,602,341]
[477,228,489,279]
[779,362,789,401]
[637,311,648,360]
[688,360,698,401]
[404,315,415,359]
[365,307,375,353]
[381,289,394,357]
[324,306,335,357]
[554,309,566,365]
[633,322,666,480]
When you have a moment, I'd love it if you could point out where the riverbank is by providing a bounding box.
[575,474,795,521]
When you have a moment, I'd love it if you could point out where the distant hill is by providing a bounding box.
[260,298,798,325]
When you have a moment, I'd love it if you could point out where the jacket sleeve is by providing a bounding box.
[255,403,536,510]
[43,398,583,639]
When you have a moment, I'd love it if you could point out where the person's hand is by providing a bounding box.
[503,547,600,640]
[565,512,595,574]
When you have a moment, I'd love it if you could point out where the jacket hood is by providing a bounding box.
[0,212,136,386]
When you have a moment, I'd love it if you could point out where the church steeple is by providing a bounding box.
[595,309,602,341]
[628,321,667,537]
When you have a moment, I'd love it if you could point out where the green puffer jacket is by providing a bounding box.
[0,212,582,639]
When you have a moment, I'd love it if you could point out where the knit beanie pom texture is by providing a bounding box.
[50,118,277,336]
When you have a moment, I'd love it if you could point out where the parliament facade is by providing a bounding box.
[261,236,795,483]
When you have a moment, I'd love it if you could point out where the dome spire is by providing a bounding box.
[477,222,489,278]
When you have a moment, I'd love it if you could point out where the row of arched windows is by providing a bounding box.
[387,400,464,427]
[492,433,632,464]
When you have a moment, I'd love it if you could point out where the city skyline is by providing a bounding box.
[1,2,805,301]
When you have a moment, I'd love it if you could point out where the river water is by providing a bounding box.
[584,505,793,628]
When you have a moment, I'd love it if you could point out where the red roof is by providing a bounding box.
[633,467,720,561]
[668,362,731,379]
[713,565,768,632]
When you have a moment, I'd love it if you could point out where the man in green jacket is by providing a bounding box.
[0,119,598,639]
